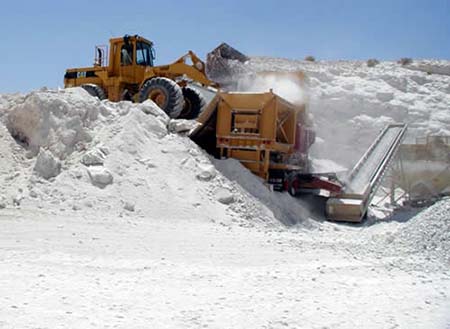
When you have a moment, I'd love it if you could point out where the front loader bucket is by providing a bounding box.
[206,43,249,85]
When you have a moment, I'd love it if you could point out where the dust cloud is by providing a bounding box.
[235,73,307,105]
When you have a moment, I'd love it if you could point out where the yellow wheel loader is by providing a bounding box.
[64,35,218,119]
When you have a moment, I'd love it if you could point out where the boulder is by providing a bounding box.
[87,166,113,188]
[196,164,216,181]
[34,149,61,179]
[215,188,235,205]
[168,119,199,134]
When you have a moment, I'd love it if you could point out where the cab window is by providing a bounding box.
[121,44,133,66]
[136,42,155,66]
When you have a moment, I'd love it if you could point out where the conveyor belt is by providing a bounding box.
[346,124,408,196]
[326,124,407,222]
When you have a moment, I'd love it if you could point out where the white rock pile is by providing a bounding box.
[0,87,302,227]
[394,198,450,264]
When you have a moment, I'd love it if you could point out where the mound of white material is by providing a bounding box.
[394,199,450,263]
[6,89,100,158]
[241,58,450,168]
[408,59,450,76]
[0,88,300,227]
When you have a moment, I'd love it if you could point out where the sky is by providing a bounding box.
[0,0,448,93]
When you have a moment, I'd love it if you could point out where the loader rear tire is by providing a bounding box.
[81,84,106,100]
[139,77,184,118]
[179,86,206,119]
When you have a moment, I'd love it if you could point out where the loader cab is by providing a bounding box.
[108,35,156,74]
[119,38,155,67]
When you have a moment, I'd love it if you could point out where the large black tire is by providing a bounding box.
[81,84,106,100]
[138,77,184,118]
[179,86,206,119]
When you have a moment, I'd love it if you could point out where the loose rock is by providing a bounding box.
[81,147,109,166]
[196,164,216,181]
[34,149,61,179]
[87,166,113,188]
[168,119,199,134]
[215,188,235,205]
[123,201,135,212]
